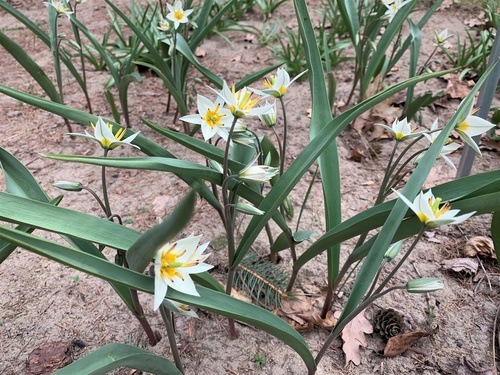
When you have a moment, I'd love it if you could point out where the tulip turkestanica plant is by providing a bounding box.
[0,0,499,374]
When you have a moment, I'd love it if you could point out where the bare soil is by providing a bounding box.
[1,1,500,375]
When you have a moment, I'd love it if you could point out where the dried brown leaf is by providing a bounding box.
[338,310,373,366]
[311,310,338,329]
[349,145,365,162]
[463,236,496,259]
[441,257,479,275]
[195,48,206,57]
[27,342,72,374]
[444,73,474,99]
[383,330,435,357]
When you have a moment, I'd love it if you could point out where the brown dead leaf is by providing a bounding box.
[230,288,252,304]
[27,342,72,374]
[278,295,314,328]
[465,15,486,29]
[463,236,496,259]
[231,55,242,62]
[441,257,479,276]
[444,73,475,99]
[337,309,373,366]
[311,310,338,329]
[195,48,206,57]
[438,0,455,10]
[349,145,365,162]
[383,329,435,357]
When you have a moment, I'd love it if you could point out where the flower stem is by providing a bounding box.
[370,226,426,297]
[101,149,112,219]
[130,289,159,346]
[222,116,240,339]
[159,306,184,372]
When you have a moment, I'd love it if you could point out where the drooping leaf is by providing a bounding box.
[53,343,182,375]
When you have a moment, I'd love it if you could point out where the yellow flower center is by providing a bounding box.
[173,9,185,21]
[232,86,260,114]
[114,127,126,141]
[202,104,225,128]
[263,76,275,89]
[160,246,187,281]
[395,131,404,140]
[418,197,450,226]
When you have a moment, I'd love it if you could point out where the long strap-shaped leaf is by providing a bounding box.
[0,83,220,209]
[104,0,186,115]
[232,68,455,268]
[44,155,223,185]
[334,61,498,332]
[0,30,61,103]
[0,225,316,373]
[0,192,139,250]
[53,343,181,375]
[294,170,500,269]
[294,0,341,284]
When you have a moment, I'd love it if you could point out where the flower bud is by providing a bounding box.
[406,278,444,293]
[384,240,403,262]
[235,202,264,216]
[52,180,83,192]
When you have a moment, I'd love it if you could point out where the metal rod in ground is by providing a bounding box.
[456,24,500,178]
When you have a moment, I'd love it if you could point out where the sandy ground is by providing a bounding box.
[1,1,500,374]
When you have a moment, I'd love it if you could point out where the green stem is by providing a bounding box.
[81,186,107,214]
[159,306,184,373]
[130,289,159,346]
[370,226,426,297]
[222,116,240,339]
[101,149,112,218]
[278,96,288,177]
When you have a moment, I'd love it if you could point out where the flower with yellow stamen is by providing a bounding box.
[376,117,421,141]
[179,95,234,141]
[154,234,212,311]
[382,0,411,23]
[393,189,475,228]
[262,67,307,98]
[416,118,461,170]
[67,117,140,151]
[213,81,273,119]
[44,0,73,17]
[454,98,495,155]
[166,1,193,29]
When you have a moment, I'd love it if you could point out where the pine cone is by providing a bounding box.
[373,308,405,339]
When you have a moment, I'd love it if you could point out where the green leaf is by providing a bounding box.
[175,33,222,87]
[0,30,60,103]
[142,118,245,172]
[53,343,182,375]
[361,0,417,95]
[233,68,456,268]
[295,0,340,284]
[271,230,317,253]
[44,155,223,185]
[127,190,196,273]
[0,84,220,209]
[0,225,315,373]
[0,192,139,251]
